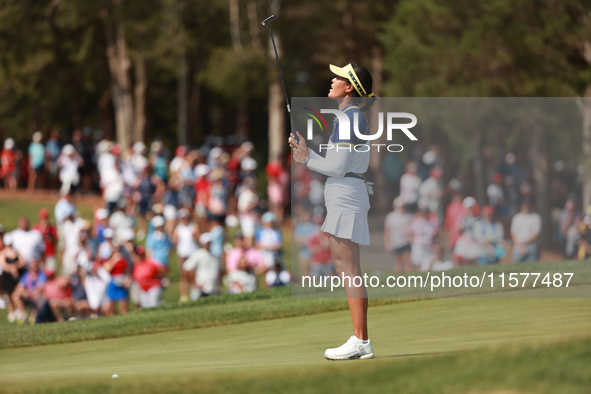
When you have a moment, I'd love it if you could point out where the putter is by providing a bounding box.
[261,14,297,139]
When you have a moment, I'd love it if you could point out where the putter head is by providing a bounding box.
[261,14,277,26]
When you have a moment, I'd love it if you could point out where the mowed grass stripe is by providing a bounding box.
[0,287,412,349]
[0,298,590,393]
[7,338,589,394]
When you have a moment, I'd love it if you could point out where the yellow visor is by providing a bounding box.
[329,63,375,98]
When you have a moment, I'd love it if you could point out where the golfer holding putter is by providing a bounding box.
[289,63,375,360]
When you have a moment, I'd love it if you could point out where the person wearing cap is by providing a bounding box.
[193,164,211,219]
[236,176,260,248]
[172,146,197,209]
[27,131,46,194]
[93,208,110,244]
[384,197,413,273]
[173,208,199,301]
[510,200,541,262]
[1,234,26,323]
[289,62,376,361]
[255,212,283,269]
[57,144,83,195]
[474,205,505,265]
[145,216,173,266]
[408,198,440,271]
[55,190,77,226]
[206,168,229,223]
[400,161,422,208]
[97,227,117,262]
[419,167,444,220]
[33,209,58,271]
[1,138,18,192]
[183,232,220,299]
[453,196,481,266]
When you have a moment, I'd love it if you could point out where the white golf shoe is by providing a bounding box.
[324,336,375,361]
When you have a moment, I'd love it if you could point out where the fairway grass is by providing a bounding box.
[1,298,590,393]
[0,287,409,349]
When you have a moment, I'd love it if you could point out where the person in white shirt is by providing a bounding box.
[400,162,422,206]
[10,217,45,267]
[418,167,444,220]
[173,208,199,301]
[384,197,413,273]
[57,144,83,195]
[511,200,541,262]
[183,233,220,300]
[237,176,260,247]
[61,215,83,275]
[224,255,256,294]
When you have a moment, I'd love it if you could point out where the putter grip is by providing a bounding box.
[261,15,276,25]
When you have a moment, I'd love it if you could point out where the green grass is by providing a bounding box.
[2,198,591,393]
[0,286,408,349]
[1,297,590,393]
[0,196,96,233]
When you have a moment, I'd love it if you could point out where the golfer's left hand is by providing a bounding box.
[288,132,309,165]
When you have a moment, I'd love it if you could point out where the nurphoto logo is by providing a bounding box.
[303,108,418,152]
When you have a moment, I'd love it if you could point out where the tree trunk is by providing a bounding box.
[472,127,487,207]
[174,0,188,146]
[247,1,262,49]
[98,89,114,139]
[578,87,591,208]
[229,0,243,52]
[530,122,551,244]
[236,100,249,137]
[267,0,284,162]
[103,0,133,150]
[133,53,147,143]
[268,79,285,162]
[188,82,202,145]
[368,46,387,211]
[177,53,188,146]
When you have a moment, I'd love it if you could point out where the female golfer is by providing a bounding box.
[289,63,375,360]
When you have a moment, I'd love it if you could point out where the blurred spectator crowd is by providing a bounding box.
[0,131,292,324]
[293,144,591,275]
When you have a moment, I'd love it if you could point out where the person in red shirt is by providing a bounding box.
[307,222,334,278]
[193,164,211,219]
[43,274,73,323]
[132,246,167,308]
[1,138,18,192]
[266,154,288,224]
[444,191,466,248]
[33,208,58,271]
[102,252,131,316]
